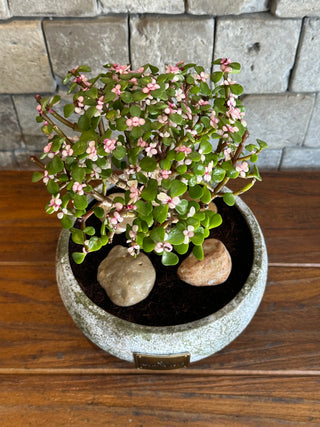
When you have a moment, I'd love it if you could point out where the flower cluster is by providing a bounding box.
[32,59,267,265]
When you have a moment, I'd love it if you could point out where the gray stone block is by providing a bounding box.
[305,93,320,147]
[214,14,301,93]
[14,148,39,170]
[44,17,129,79]
[0,20,55,94]
[100,0,184,14]
[188,0,268,15]
[0,151,16,169]
[290,19,320,92]
[130,16,214,71]
[0,96,22,149]
[271,0,320,17]
[242,94,315,149]
[9,0,97,16]
[281,148,320,169]
[0,0,10,19]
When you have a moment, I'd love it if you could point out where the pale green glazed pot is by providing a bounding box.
[56,195,268,366]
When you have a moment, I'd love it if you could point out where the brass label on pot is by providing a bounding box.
[134,352,190,370]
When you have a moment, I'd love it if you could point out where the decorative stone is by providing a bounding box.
[9,0,97,16]
[271,0,320,17]
[100,0,184,14]
[188,0,268,15]
[97,245,156,307]
[178,239,232,287]
[305,93,320,147]
[281,148,320,170]
[0,96,22,149]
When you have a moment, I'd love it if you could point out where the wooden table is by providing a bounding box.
[0,171,319,426]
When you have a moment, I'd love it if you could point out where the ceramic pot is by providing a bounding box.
[56,195,267,368]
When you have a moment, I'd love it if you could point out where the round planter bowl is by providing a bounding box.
[56,195,268,366]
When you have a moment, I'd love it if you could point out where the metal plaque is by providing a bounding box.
[134,352,190,370]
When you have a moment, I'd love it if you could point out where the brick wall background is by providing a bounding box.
[0,0,319,170]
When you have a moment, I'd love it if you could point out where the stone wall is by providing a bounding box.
[0,0,319,170]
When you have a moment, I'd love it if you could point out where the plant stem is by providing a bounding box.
[30,155,45,169]
[50,110,80,132]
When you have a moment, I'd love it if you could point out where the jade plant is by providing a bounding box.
[31,58,267,266]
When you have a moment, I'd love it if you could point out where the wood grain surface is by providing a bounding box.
[0,171,319,426]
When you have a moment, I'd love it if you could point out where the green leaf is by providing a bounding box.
[200,81,211,96]
[166,227,185,245]
[71,165,86,182]
[141,179,158,201]
[192,244,204,260]
[188,184,203,200]
[88,236,103,252]
[150,227,165,243]
[71,229,85,245]
[200,187,211,204]
[47,180,59,195]
[200,140,212,154]
[142,237,156,252]
[46,156,64,175]
[72,140,87,155]
[120,91,133,104]
[193,163,205,176]
[169,180,187,198]
[223,192,235,206]
[175,199,188,216]
[60,215,73,229]
[78,65,91,72]
[113,145,126,160]
[32,171,43,183]
[64,103,75,118]
[174,243,189,255]
[78,115,91,131]
[73,194,88,210]
[191,228,205,246]
[140,156,157,172]
[212,168,226,183]
[94,206,105,219]
[209,213,223,229]
[169,113,184,125]
[129,105,141,117]
[253,164,262,181]
[161,251,179,266]
[153,204,169,224]
[135,200,153,217]
[72,252,86,264]
[257,139,268,150]
[230,83,243,95]
[83,226,95,236]
[116,117,127,131]
[210,71,223,83]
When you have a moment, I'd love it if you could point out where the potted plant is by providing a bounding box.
[31,58,268,369]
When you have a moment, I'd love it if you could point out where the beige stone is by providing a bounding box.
[178,239,232,287]
[97,245,156,307]
[0,21,55,93]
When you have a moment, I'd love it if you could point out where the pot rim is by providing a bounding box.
[57,193,267,335]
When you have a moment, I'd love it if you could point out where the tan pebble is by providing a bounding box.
[177,238,231,287]
[97,245,156,307]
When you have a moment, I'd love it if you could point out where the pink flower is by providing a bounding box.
[198,99,210,107]
[103,138,117,153]
[126,117,145,128]
[36,104,43,115]
[175,145,192,155]
[109,211,123,226]
[48,194,62,212]
[175,88,185,102]
[183,225,195,244]
[195,71,209,82]
[157,192,180,209]
[127,243,140,256]
[165,65,180,74]
[111,84,122,98]
[224,147,232,161]
[154,241,173,253]
[42,170,53,184]
[96,96,104,111]
[227,106,245,122]
[142,78,160,95]
[128,224,139,241]
[114,202,123,211]
[161,169,171,179]
[61,143,73,159]
[236,162,249,178]
[204,162,213,182]
[73,74,91,88]
[137,137,147,147]
[145,142,157,157]
[72,182,85,195]
[70,65,79,74]
[222,124,239,136]
[164,102,176,115]
[86,140,98,161]
[74,96,84,115]
[111,64,131,74]
[220,58,232,73]
[157,114,168,124]
[210,111,219,128]
[43,142,52,154]
[129,185,140,202]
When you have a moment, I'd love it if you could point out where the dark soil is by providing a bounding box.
[69,198,253,327]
